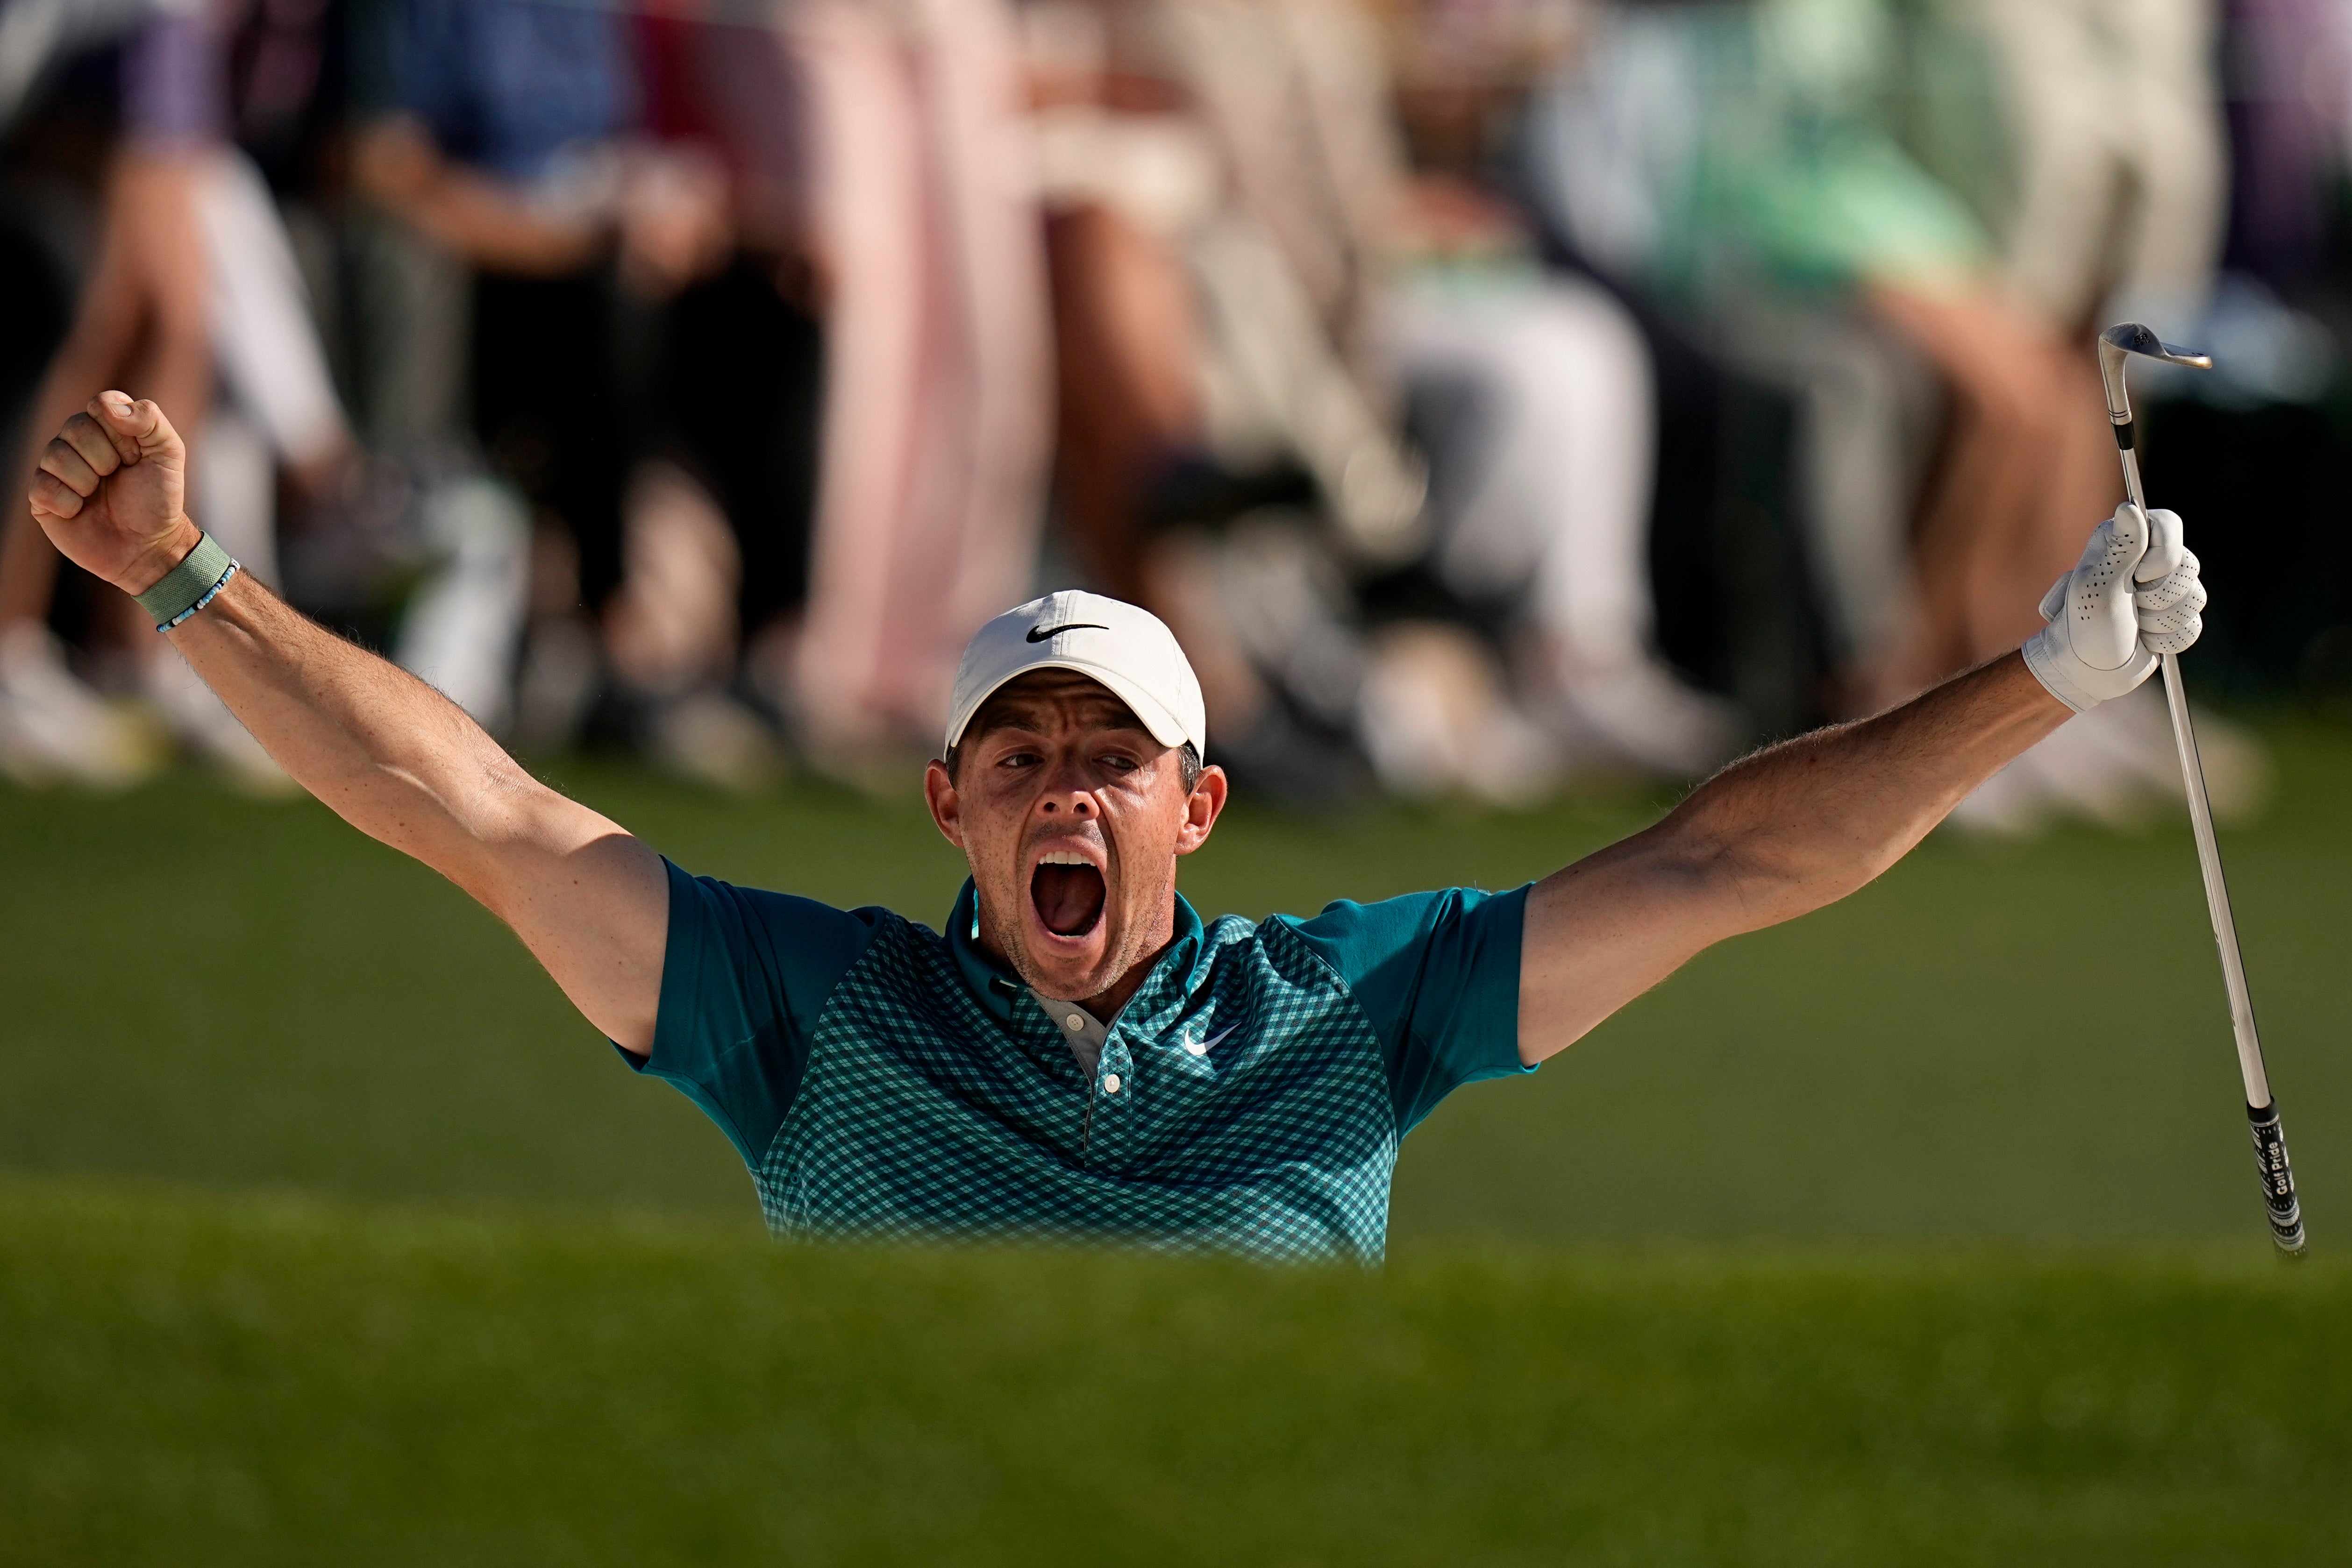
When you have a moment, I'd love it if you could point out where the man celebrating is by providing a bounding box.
[28,394,2205,1262]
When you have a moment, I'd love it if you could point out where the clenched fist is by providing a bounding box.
[25,392,200,598]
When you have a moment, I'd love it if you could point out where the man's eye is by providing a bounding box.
[1099,754,1138,773]
[1000,752,1040,769]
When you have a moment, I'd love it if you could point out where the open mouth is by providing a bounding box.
[1031,851,1106,938]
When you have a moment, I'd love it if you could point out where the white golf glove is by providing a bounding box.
[2021,503,2206,712]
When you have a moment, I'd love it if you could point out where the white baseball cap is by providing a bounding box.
[945,590,1206,757]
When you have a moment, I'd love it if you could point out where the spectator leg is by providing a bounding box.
[2,150,214,630]
[786,0,932,750]
[1045,202,1206,603]
[789,0,1051,753]
[1865,285,2121,699]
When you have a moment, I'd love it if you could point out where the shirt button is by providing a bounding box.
[1065,1014,1085,1031]
[1103,1073,1122,1094]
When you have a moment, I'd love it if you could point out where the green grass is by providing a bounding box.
[5,725,2350,1245]
[5,1178,2348,1567]
[8,731,2352,1560]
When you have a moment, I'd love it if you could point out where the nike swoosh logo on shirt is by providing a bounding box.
[1192,1025,1239,1052]
[1027,622,1108,642]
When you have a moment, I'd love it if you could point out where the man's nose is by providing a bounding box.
[1036,756,1095,817]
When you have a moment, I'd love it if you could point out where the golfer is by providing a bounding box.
[30,395,2206,1262]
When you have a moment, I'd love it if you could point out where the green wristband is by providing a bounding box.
[134,532,235,629]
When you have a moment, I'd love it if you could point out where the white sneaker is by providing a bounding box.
[2183,705,2273,827]
[0,624,164,790]
[1947,689,2273,837]
[649,689,787,794]
[145,648,299,797]
[1529,644,1743,779]
[1946,746,2060,837]
[1949,712,2157,835]
[2023,709,2167,829]
[1357,622,1567,805]
[2082,689,2271,826]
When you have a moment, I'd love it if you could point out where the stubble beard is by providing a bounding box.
[984,860,1176,1007]
[985,891,1120,1005]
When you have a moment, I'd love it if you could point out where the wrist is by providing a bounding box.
[119,516,205,597]
[2021,624,2153,715]
[133,528,240,632]
[2021,627,2088,713]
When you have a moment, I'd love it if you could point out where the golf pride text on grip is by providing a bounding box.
[2248,1103,2306,1256]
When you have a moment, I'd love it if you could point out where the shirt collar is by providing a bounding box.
[944,876,1207,1029]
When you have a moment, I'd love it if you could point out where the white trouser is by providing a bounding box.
[393,475,530,734]
[1383,273,1657,674]
[186,146,351,584]
[1971,0,2224,332]
[187,151,526,731]
[195,149,347,469]
[1718,303,1942,667]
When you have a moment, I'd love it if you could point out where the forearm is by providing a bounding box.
[171,571,592,903]
[170,569,666,1043]
[404,176,603,275]
[1517,653,2066,1063]
[1671,652,2067,933]
[353,119,603,277]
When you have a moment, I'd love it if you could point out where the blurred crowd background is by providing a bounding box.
[2,0,2349,830]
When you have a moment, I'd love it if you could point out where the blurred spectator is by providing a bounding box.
[1970,0,2224,335]
[763,0,1052,776]
[346,0,1041,787]
[1376,0,1743,780]
[2224,0,2345,290]
[0,0,2324,831]
[348,0,824,786]
[1940,0,2271,831]
[1028,0,1732,804]
[0,0,349,792]
[1526,0,2233,831]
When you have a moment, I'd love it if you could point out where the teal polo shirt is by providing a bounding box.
[628,860,1532,1263]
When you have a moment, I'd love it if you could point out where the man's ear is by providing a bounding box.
[924,759,966,849]
[1175,763,1227,856]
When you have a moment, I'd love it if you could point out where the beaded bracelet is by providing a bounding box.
[157,559,240,632]
[133,532,242,631]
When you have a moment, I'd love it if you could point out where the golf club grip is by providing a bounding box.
[2248,1102,2307,1256]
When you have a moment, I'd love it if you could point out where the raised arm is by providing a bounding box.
[27,394,667,1050]
[1518,503,2208,1064]
[1517,654,2062,1062]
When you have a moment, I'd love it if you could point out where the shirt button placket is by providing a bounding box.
[1091,1038,1135,1167]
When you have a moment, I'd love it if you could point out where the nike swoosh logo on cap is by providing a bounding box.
[1026,622,1108,642]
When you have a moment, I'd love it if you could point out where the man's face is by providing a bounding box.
[925,670,1226,1007]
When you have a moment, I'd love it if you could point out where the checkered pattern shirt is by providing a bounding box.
[629,866,1532,1264]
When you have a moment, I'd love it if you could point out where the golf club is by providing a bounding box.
[2097,322,2306,1256]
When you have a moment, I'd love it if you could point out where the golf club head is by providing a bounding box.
[2099,322,2213,423]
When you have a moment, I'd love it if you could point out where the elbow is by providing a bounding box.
[343,752,541,892]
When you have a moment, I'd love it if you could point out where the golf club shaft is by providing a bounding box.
[2117,445,2306,1254]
